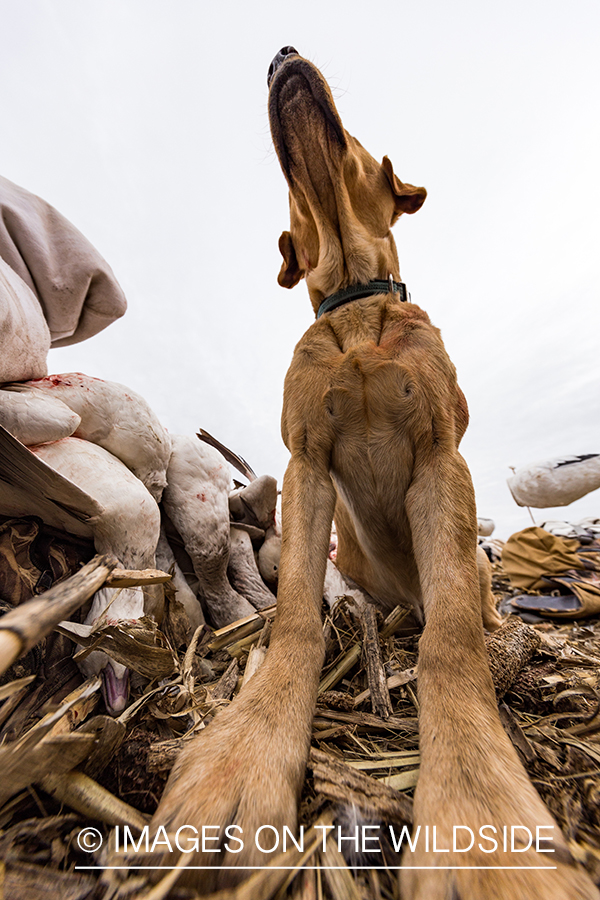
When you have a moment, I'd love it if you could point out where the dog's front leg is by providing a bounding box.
[401,451,597,900]
[150,454,336,891]
[276,452,337,652]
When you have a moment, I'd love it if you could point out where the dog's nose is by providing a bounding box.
[267,46,299,87]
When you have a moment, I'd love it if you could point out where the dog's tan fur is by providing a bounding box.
[152,52,598,899]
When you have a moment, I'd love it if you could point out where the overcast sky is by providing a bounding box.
[2,0,599,538]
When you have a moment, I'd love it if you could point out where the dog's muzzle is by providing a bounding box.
[267,46,299,87]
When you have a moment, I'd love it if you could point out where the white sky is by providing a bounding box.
[1,0,599,539]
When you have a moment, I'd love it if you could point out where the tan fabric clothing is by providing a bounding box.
[502,526,584,591]
[0,174,126,351]
[549,571,600,616]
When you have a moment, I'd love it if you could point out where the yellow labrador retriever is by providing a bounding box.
[153,48,598,899]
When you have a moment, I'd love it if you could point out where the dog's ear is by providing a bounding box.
[277,231,304,288]
[381,156,427,221]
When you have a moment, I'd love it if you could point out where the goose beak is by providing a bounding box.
[101,660,129,715]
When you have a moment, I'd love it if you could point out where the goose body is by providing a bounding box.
[162,434,255,627]
[31,436,161,713]
[22,373,171,502]
[0,386,80,445]
[508,454,600,508]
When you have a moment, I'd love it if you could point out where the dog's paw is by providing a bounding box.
[400,786,599,900]
[401,843,597,900]
[149,675,310,893]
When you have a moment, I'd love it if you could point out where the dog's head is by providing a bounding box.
[268,47,426,312]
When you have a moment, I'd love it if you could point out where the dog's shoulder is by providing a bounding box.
[292,317,343,361]
[281,320,340,456]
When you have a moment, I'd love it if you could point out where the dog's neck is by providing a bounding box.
[316,278,409,319]
[302,224,403,316]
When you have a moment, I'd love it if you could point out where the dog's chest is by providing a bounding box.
[321,308,435,437]
[284,300,461,464]
[324,348,417,439]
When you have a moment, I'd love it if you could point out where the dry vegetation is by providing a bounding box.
[1,548,600,900]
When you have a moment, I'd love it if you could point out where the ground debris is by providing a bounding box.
[0,556,599,898]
